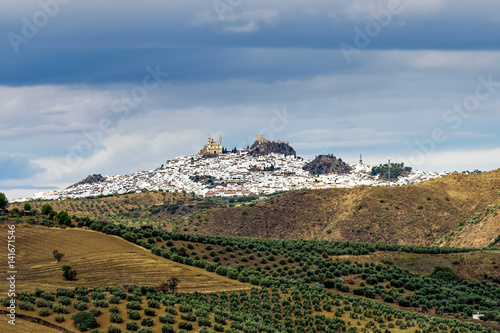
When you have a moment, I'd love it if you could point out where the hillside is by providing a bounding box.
[0,225,248,294]
[10,169,500,246]
[436,203,500,248]
[197,169,500,245]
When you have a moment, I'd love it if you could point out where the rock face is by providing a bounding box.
[249,135,296,157]
[303,154,352,175]
[71,174,106,187]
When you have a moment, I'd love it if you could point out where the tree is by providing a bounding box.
[24,202,31,212]
[55,211,71,226]
[62,266,77,281]
[0,192,8,211]
[53,250,65,263]
[168,277,180,293]
[41,204,53,215]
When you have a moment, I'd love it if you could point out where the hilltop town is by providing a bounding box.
[15,135,447,202]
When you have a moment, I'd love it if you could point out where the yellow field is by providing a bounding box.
[0,315,65,333]
[0,225,249,294]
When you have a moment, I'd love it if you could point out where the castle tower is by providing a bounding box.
[219,135,222,145]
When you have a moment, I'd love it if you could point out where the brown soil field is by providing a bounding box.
[0,225,249,294]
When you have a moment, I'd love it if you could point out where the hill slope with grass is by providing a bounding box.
[197,170,500,245]
[9,169,500,246]
[0,225,248,294]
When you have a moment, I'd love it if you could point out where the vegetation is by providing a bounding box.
[371,162,412,180]
[0,192,8,211]
[53,249,65,263]
[62,265,77,281]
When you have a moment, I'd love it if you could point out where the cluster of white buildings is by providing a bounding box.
[15,151,447,202]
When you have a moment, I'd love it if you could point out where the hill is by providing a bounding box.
[303,154,352,175]
[435,203,500,248]
[196,169,500,245]
[9,169,500,246]
[249,138,296,157]
[0,225,248,294]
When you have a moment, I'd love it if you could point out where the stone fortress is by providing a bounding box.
[200,135,223,156]
[255,134,289,145]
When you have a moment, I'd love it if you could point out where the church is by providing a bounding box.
[200,135,222,156]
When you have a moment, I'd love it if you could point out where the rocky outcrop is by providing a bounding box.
[303,154,352,175]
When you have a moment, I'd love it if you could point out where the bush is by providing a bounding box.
[431,266,459,281]
[138,328,153,333]
[53,304,69,314]
[89,307,102,317]
[109,305,120,313]
[179,322,193,330]
[110,312,123,323]
[72,311,99,331]
[144,308,156,316]
[161,324,175,333]
[159,314,175,324]
[126,301,142,310]
[55,315,65,323]
[108,326,121,333]
[38,307,51,316]
[92,299,108,308]
[73,300,88,310]
[126,321,139,331]
[141,317,154,327]
[128,309,141,320]
[41,292,55,301]
[58,296,72,306]
[108,295,121,304]
[198,317,212,327]
[19,301,34,311]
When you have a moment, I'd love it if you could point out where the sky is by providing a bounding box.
[1,0,500,200]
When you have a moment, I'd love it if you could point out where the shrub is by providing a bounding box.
[58,296,72,306]
[38,307,51,316]
[198,317,212,327]
[53,304,69,314]
[126,321,139,331]
[161,324,174,333]
[55,315,65,323]
[41,292,55,301]
[110,312,123,323]
[19,301,34,311]
[108,295,121,304]
[126,301,142,310]
[108,326,121,333]
[179,322,193,330]
[144,308,156,316]
[159,314,175,324]
[109,305,120,313]
[178,303,192,313]
[431,266,459,281]
[127,309,141,320]
[141,317,154,327]
[72,311,99,331]
[89,307,102,317]
[164,306,177,315]
[92,299,108,308]
[73,301,88,311]
[138,328,153,333]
